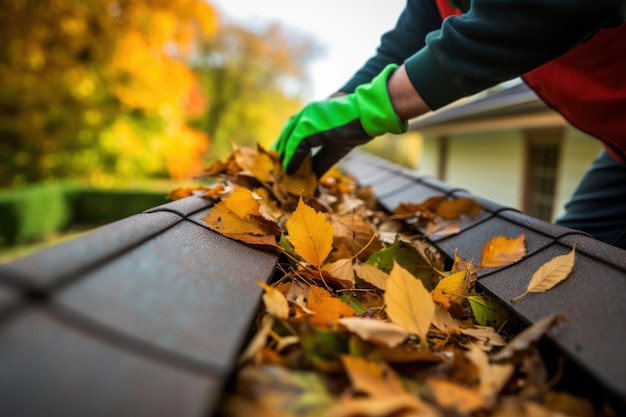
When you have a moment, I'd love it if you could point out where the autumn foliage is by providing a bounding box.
[168,144,588,416]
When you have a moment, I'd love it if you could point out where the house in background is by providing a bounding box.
[408,82,603,222]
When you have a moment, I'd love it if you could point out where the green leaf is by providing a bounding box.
[468,293,511,330]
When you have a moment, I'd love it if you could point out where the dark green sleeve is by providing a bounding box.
[408,0,625,110]
[341,0,625,110]
[338,0,442,93]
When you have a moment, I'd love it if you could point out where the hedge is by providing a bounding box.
[0,184,168,247]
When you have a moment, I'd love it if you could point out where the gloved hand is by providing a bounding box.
[272,63,408,177]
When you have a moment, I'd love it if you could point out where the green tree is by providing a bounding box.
[191,22,319,160]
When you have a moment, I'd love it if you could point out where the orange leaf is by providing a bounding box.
[286,198,334,267]
[427,377,489,414]
[306,285,354,327]
[480,233,526,268]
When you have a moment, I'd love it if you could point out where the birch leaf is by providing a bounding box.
[385,261,435,346]
[340,355,408,397]
[286,197,334,267]
[512,247,575,302]
[480,233,527,268]
[322,258,355,287]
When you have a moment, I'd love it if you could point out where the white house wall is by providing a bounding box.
[446,131,525,209]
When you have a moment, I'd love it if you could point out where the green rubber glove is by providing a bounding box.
[272,63,408,177]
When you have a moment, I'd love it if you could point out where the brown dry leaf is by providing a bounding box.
[458,327,507,350]
[465,344,515,405]
[233,143,276,182]
[339,317,409,348]
[286,198,334,268]
[427,377,489,415]
[322,258,355,287]
[307,285,355,327]
[512,247,575,302]
[354,261,389,290]
[435,197,482,220]
[166,185,215,201]
[259,281,289,320]
[284,280,315,314]
[431,270,468,310]
[431,305,460,334]
[385,261,435,346]
[480,233,527,268]
[282,157,318,199]
[341,355,408,398]
[491,315,565,362]
[329,214,383,260]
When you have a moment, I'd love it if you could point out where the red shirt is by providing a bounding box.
[436,0,626,162]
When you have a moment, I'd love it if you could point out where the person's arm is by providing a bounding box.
[406,0,625,110]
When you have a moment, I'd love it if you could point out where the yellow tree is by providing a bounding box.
[0,0,217,187]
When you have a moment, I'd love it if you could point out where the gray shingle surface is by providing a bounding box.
[0,198,279,417]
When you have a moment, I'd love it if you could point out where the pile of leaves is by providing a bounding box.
[169,144,598,417]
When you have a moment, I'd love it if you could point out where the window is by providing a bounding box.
[523,128,562,221]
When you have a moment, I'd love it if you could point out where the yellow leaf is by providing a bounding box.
[340,355,408,398]
[286,198,334,267]
[339,317,409,348]
[480,233,527,268]
[384,261,435,346]
[511,247,575,302]
[203,201,269,236]
[259,281,289,320]
[431,270,468,310]
[282,157,318,199]
[222,186,263,219]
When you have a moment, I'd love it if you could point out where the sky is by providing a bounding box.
[208,0,406,101]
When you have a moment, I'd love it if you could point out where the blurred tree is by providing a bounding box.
[191,22,319,161]
[0,0,217,187]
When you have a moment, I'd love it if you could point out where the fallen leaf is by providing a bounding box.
[322,258,355,287]
[385,261,435,346]
[339,317,409,348]
[341,355,408,397]
[431,270,468,311]
[233,143,275,182]
[465,344,515,405]
[512,247,575,302]
[353,261,389,290]
[491,315,565,362]
[259,281,289,320]
[307,285,355,327]
[282,157,317,199]
[328,395,427,417]
[284,280,315,314]
[427,377,489,415]
[468,293,511,330]
[286,198,334,268]
[166,185,216,200]
[480,233,527,268]
[435,197,482,220]
[239,314,274,364]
